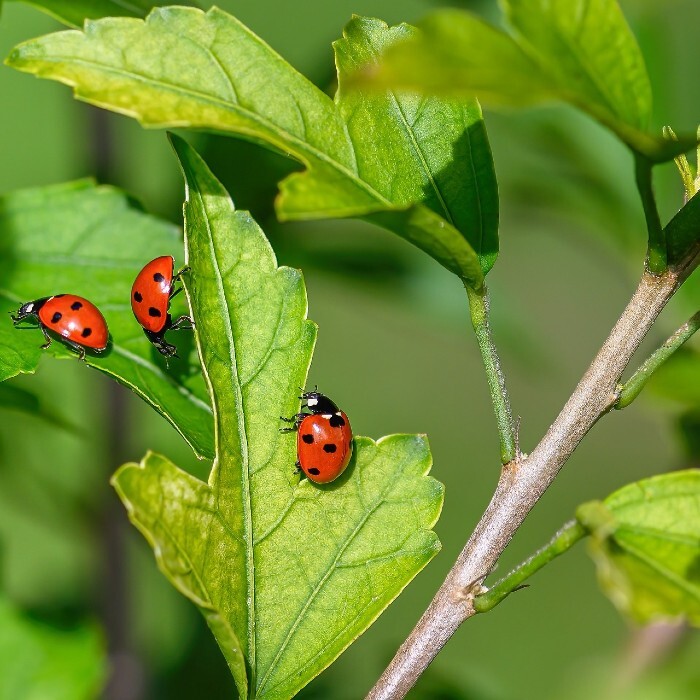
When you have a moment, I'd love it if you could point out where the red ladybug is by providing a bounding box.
[11,294,109,360]
[131,256,192,358]
[281,390,353,484]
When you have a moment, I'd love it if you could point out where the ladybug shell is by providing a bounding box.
[297,411,353,484]
[131,256,174,333]
[37,295,108,350]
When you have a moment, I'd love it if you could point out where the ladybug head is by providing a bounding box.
[10,298,46,324]
[301,390,340,415]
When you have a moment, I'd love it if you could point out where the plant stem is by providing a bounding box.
[366,267,688,700]
[635,153,666,274]
[616,310,700,409]
[473,519,586,613]
[465,283,516,464]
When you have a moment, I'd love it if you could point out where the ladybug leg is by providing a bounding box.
[170,315,193,331]
[172,266,190,283]
[39,325,53,350]
[279,412,307,432]
[62,337,87,361]
[169,285,184,301]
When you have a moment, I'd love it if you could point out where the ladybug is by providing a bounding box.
[10,294,109,360]
[131,255,192,358]
[281,390,353,484]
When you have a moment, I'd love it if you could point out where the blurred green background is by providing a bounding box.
[1,0,699,698]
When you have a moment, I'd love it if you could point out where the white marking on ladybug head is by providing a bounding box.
[322,414,332,419]
[25,302,34,312]
[306,397,318,407]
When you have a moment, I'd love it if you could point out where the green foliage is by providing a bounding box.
[5,7,498,285]
[112,136,444,699]
[0,597,105,700]
[0,179,213,458]
[577,471,700,625]
[365,1,694,162]
[6,0,198,28]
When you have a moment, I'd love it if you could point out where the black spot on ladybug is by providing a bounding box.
[329,414,345,427]
[302,434,314,444]
[148,307,162,318]
[133,291,143,303]
[50,312,62,324]
[81,327,92,338]
[153,272,165,283]
[71,301,83,311]
[323,444,337,453]
[308,468,321,476]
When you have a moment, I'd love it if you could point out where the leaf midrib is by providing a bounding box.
[192,188,256,681]
[30,55,394,210]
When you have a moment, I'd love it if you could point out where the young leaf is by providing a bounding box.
[0,179,213,459]
[577,470,700,625]
[6,7,498,284]
[112,135,443,699]
[0,597,105,700]
[6,0,199,28]
[367,4,694,162]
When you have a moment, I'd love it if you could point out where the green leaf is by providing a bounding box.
[0,597,106,700]
[0,179,213,459]
[112,136,443,699]
[367,4,694,162]
[577,470,700,625]
[7,0,199,29]
[666,191,700,264]
[6,8,498,284]
[0,381,80,433]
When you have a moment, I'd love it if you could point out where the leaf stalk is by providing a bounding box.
[635,153,666,274]
[465,283,517,464]
[615,310,700,409]
[473,519,587,613]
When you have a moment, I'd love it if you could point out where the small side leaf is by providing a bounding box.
[0,179,213,459]
[113,136,443,699]
[368,4,694,162]
[577,470,700,625]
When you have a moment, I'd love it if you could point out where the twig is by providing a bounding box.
[366,266,688,700]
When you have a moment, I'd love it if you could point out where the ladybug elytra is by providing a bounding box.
[11,294,109,360]
[131,255,192,358]
[281,390,353,484]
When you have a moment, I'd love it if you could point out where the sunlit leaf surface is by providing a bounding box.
[7,8,499,283]
[113,136,444,699]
